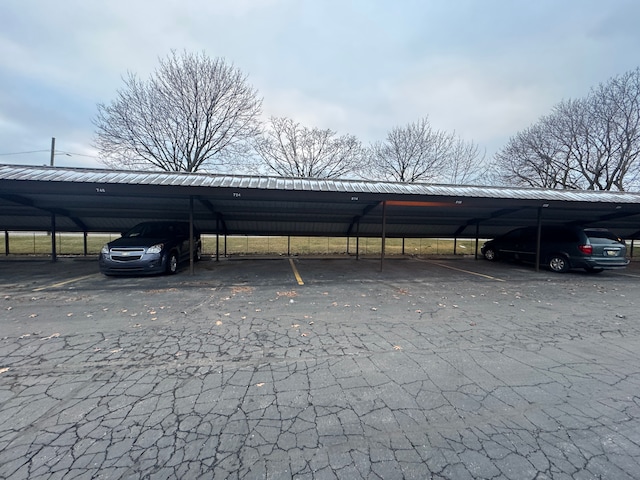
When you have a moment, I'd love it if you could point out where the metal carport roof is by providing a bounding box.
[2,163,640,241]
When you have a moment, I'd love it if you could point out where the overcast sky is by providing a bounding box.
[1,0,639,170]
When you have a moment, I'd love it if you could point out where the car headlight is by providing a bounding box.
[101,244,110,255]
[147,243,164,254]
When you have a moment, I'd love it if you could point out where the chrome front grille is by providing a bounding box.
[110,248,145,261]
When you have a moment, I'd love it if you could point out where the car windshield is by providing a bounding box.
[124,223,175,238]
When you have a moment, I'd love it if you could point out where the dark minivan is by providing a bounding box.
[481,226,629,273]
[99,221,201,276]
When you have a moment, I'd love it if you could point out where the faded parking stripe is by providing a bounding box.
[419,259,506,282]
[32,274,101,292]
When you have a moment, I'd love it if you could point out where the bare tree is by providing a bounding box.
[94,51,262,172]
[446,137,486,185]
[493,67,640,191]
[253,117,365,178]
[586,68,640,190]
[493,109,582,189]
[368,117,484,184]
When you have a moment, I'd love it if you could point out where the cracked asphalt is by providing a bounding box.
[1,255,640,479]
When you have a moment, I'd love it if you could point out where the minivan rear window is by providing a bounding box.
[585,230,622,243]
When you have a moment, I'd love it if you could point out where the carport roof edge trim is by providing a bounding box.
[2,163,640,204]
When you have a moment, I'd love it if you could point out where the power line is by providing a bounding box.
[0,149,100,159]
[0,150,50,156]
[57,151,100,158]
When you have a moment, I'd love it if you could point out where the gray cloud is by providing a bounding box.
[0,0,638,170]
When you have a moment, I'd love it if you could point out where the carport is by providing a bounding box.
[2,164,640,270]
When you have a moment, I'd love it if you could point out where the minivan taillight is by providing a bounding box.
[578,244,593,255]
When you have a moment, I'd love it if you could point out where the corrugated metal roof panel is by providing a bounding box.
[3,163,640,204]
[4,163,640,240]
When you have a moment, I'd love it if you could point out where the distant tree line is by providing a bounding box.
[94,51,640,191]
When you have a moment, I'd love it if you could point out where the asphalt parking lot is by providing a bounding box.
[1,255,640,479]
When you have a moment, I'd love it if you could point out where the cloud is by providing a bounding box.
[386,58,553,143]
[1,0,639,168]
[0,111,26,134]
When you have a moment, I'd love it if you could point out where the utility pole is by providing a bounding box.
[50,137,55,166]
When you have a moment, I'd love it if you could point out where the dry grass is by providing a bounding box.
[202,236,477,256]
[0,233,118,255]
[0,232,478,257]
[3,232,637,261]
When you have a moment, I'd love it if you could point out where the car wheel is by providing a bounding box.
[166,252,179,274]
[483,248,497,261]
[548,255,569,273]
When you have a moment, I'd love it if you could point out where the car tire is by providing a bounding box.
[483,248,497,261]
[548,255,569,273]
[166,252,179,274]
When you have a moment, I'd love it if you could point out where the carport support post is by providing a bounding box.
[474,223,480,260]
[215,215,220,262]
[83,232,88,256]
[380,201,387,272]
[535,207,543,272]
[50,213,57,262]
[356,221,360,260]
[189,196,194,275]
[4,231,8,255]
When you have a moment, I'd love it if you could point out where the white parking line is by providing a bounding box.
[611,271,640,279]
[419,259,506,282]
